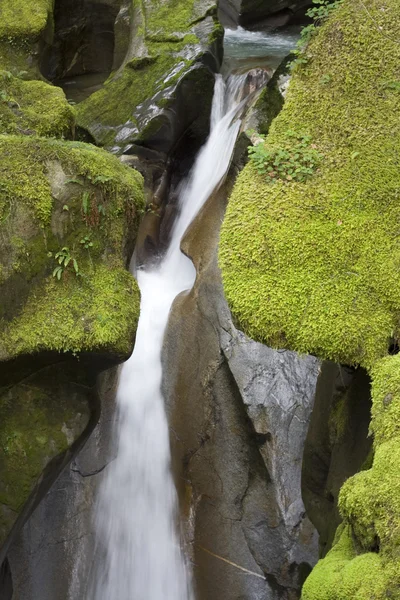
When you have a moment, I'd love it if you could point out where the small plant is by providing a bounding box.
[291,0,343,68]
[52,247,79,280]
[248,130,322,183]
[80,234,93,250]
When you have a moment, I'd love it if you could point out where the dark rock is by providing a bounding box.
[7,367,119,600]
[301,363,373,556]
[218,0,311,29]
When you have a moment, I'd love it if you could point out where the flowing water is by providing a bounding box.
[89,73,247,600]
[87,23,300,600]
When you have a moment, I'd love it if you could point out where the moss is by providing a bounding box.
[302,526,399,600]
[303,354,400,598]
[0,0,54,75]
[0,135,144,225]
[0,0,53,40]
[76,0,220,147]
[0,72,74,137]
[0,365,90,544]
[4,264,140,357]
[219,0,400,368]
[0,135,144,358]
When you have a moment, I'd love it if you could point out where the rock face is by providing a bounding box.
[219,0,400,597]
[76,0,223,153]
[218,0,310,28]
[163,165,320,598]
[7,367,119,600]
[0,2,145,590]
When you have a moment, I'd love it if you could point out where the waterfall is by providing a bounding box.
[89,73,248,600]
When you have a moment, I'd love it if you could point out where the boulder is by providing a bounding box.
[75,0,223,153]
[0,135,144,579]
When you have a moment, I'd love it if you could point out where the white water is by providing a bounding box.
[89,73,247,600]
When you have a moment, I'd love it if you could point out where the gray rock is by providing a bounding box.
[162,164,320,599]
[7,368,119,600]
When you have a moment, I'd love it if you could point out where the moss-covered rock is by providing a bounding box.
[0,135,144,359]
[76,0,222,151]
[303,355,400,599]
[0,362,92,552]
[0,70,74,137]
[0,0,54,76]
[219,0,400,369]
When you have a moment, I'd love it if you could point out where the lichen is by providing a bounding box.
[219,0,400,368]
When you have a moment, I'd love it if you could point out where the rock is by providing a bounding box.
[41,0,126,81]
[301,362,372,556]
[0,135,144,588]
[0,71,74,138]
[162,155,320,598]
[242,56,291,136]
[7,367,119,600]
[75,0,223,153]
[218,0,310,28]
[219,0,400,368]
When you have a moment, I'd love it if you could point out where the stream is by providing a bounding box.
[87,27,297,600]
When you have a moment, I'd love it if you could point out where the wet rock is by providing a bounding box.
[76,0,223,153]
[218,0,311,29]
[7,368,119,600]
[162,161,320,598]
[302,363,373,556]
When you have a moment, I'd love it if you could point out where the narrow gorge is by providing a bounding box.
[0,1,399,599]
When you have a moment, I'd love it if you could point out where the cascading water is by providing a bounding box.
[89,73,249,600]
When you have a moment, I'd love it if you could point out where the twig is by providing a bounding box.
[197,545,266,580]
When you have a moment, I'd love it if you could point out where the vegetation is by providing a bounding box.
[0,135,144,358]
[291,0,344,67]
[248,130,322,183]
[220,0,400,368]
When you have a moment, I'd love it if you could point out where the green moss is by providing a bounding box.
[0,0,54,74]
[0,72,74,137]
[302,526,399,600]
[76,52,190,146]
[0,135,144,358]
[219,0,400,368]
[76,0,220,147]
[0,366,90,544]
[303,354,400,598]
[5,264,140,357]
[0,0,53,40]
[0,135,144,225]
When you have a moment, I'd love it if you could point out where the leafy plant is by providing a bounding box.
[52,247,79,280]
[291,0,343,68]
[248,130,323,183]
[80,235,93,250]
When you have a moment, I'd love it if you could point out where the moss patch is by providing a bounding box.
[219,0,400,368]
[0,0,53,40]
[0,0,54,75]
[0,135,144,359]
[0,71,74,137]
[303,355,400,598]
[0,364,91,545]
